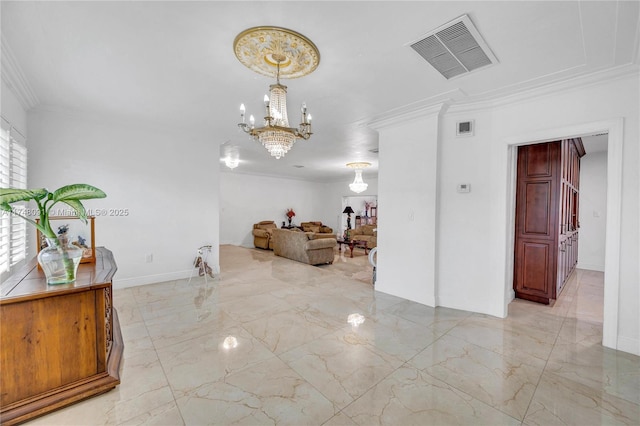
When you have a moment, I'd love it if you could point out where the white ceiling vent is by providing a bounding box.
[409,15,497,80]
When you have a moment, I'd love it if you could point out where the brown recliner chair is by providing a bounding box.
[253,221,277,250]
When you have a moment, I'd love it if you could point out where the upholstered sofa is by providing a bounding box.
[350,224,377,248]
[272,228,336,265]
[299,221,334,238]
[252,220,277,250]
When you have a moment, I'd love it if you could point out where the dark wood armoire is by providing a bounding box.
[513,138,585,304]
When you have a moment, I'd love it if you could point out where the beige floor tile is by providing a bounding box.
[384,302,472,335]
[174,356,335,425]
[558,316,604,346]
[343,366,521,425]
[242,307,342,354]
[409,334,543,420]
[524,372,640,425]
[155,324,276,398]
[280,328,404,409]
[343,311,440,361]
[25,246,638,425]
[546,341,640,405]
[450,316,557,367]
[322,411,358,426]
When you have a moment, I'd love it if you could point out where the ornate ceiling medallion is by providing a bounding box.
[233,26,320,79]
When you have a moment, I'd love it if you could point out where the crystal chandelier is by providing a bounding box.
[347,162,371,193]
[234,27,320,159]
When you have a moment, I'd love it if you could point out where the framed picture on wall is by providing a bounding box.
[370,206,377,217]
[36,216,96,263]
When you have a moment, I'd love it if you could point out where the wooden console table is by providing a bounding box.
[0,248,123,425]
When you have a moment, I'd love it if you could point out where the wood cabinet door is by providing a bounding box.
[513,142,561,304]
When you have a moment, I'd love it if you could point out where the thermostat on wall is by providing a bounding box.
[457,183,471,193]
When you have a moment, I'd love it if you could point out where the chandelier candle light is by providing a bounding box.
[235,26,320,159]
[347,162,371,193]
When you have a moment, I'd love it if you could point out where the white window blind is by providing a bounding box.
[0,116,28,276]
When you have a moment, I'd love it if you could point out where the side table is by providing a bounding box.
[336,239,368,258]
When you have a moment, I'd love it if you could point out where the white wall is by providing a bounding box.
[219,170,379,247]
[220,171,330,247]
[578,150,607,271]
[27,109,219,289]
[1,79,28,133]
[374,106,441,307]
[372,73,638,355]
[437,108,498,314]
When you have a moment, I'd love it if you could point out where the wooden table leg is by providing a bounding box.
[348,242,355,258]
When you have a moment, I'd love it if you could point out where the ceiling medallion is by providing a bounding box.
[235,26,319,159]
[233,26,320,79]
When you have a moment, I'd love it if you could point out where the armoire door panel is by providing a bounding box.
[518,241,551,294]
[523,181,552,236]
[525,143,553,177]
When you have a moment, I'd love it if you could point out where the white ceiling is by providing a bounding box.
[1,1,638,181]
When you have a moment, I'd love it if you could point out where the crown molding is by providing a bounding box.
[446,63,639,115]
[1,35,39,110]
[365,90,462,131]
[359,63,638,126]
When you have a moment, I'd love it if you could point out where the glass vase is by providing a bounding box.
[37,236,83,285]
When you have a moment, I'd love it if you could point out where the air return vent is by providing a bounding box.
[409,15,497,79]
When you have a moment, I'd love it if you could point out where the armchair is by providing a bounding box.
[350,224,377,248]
[252,220,277,250]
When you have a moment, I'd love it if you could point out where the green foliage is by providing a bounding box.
[0,184,106,238]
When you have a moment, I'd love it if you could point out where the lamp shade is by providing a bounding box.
[342,206,355,214]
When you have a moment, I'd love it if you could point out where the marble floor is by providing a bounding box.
[27,245,639,425]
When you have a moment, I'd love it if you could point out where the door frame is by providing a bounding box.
[504,118,623,350]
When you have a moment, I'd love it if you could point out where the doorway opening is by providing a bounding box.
[504,119,622,350]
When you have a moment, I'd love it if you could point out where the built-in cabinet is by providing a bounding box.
[513,138,585,304]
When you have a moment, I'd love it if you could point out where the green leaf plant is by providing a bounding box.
[0,184,106,283]
[0,184,107,238]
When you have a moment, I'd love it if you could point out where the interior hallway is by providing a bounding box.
[26,245,639,425]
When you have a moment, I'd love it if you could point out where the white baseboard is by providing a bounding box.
[617,335,640,356]
[112,264,220,289]
[576,262,605,272]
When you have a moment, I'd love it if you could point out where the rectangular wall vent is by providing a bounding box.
[409,15,497,79]
[456,120,474,137]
